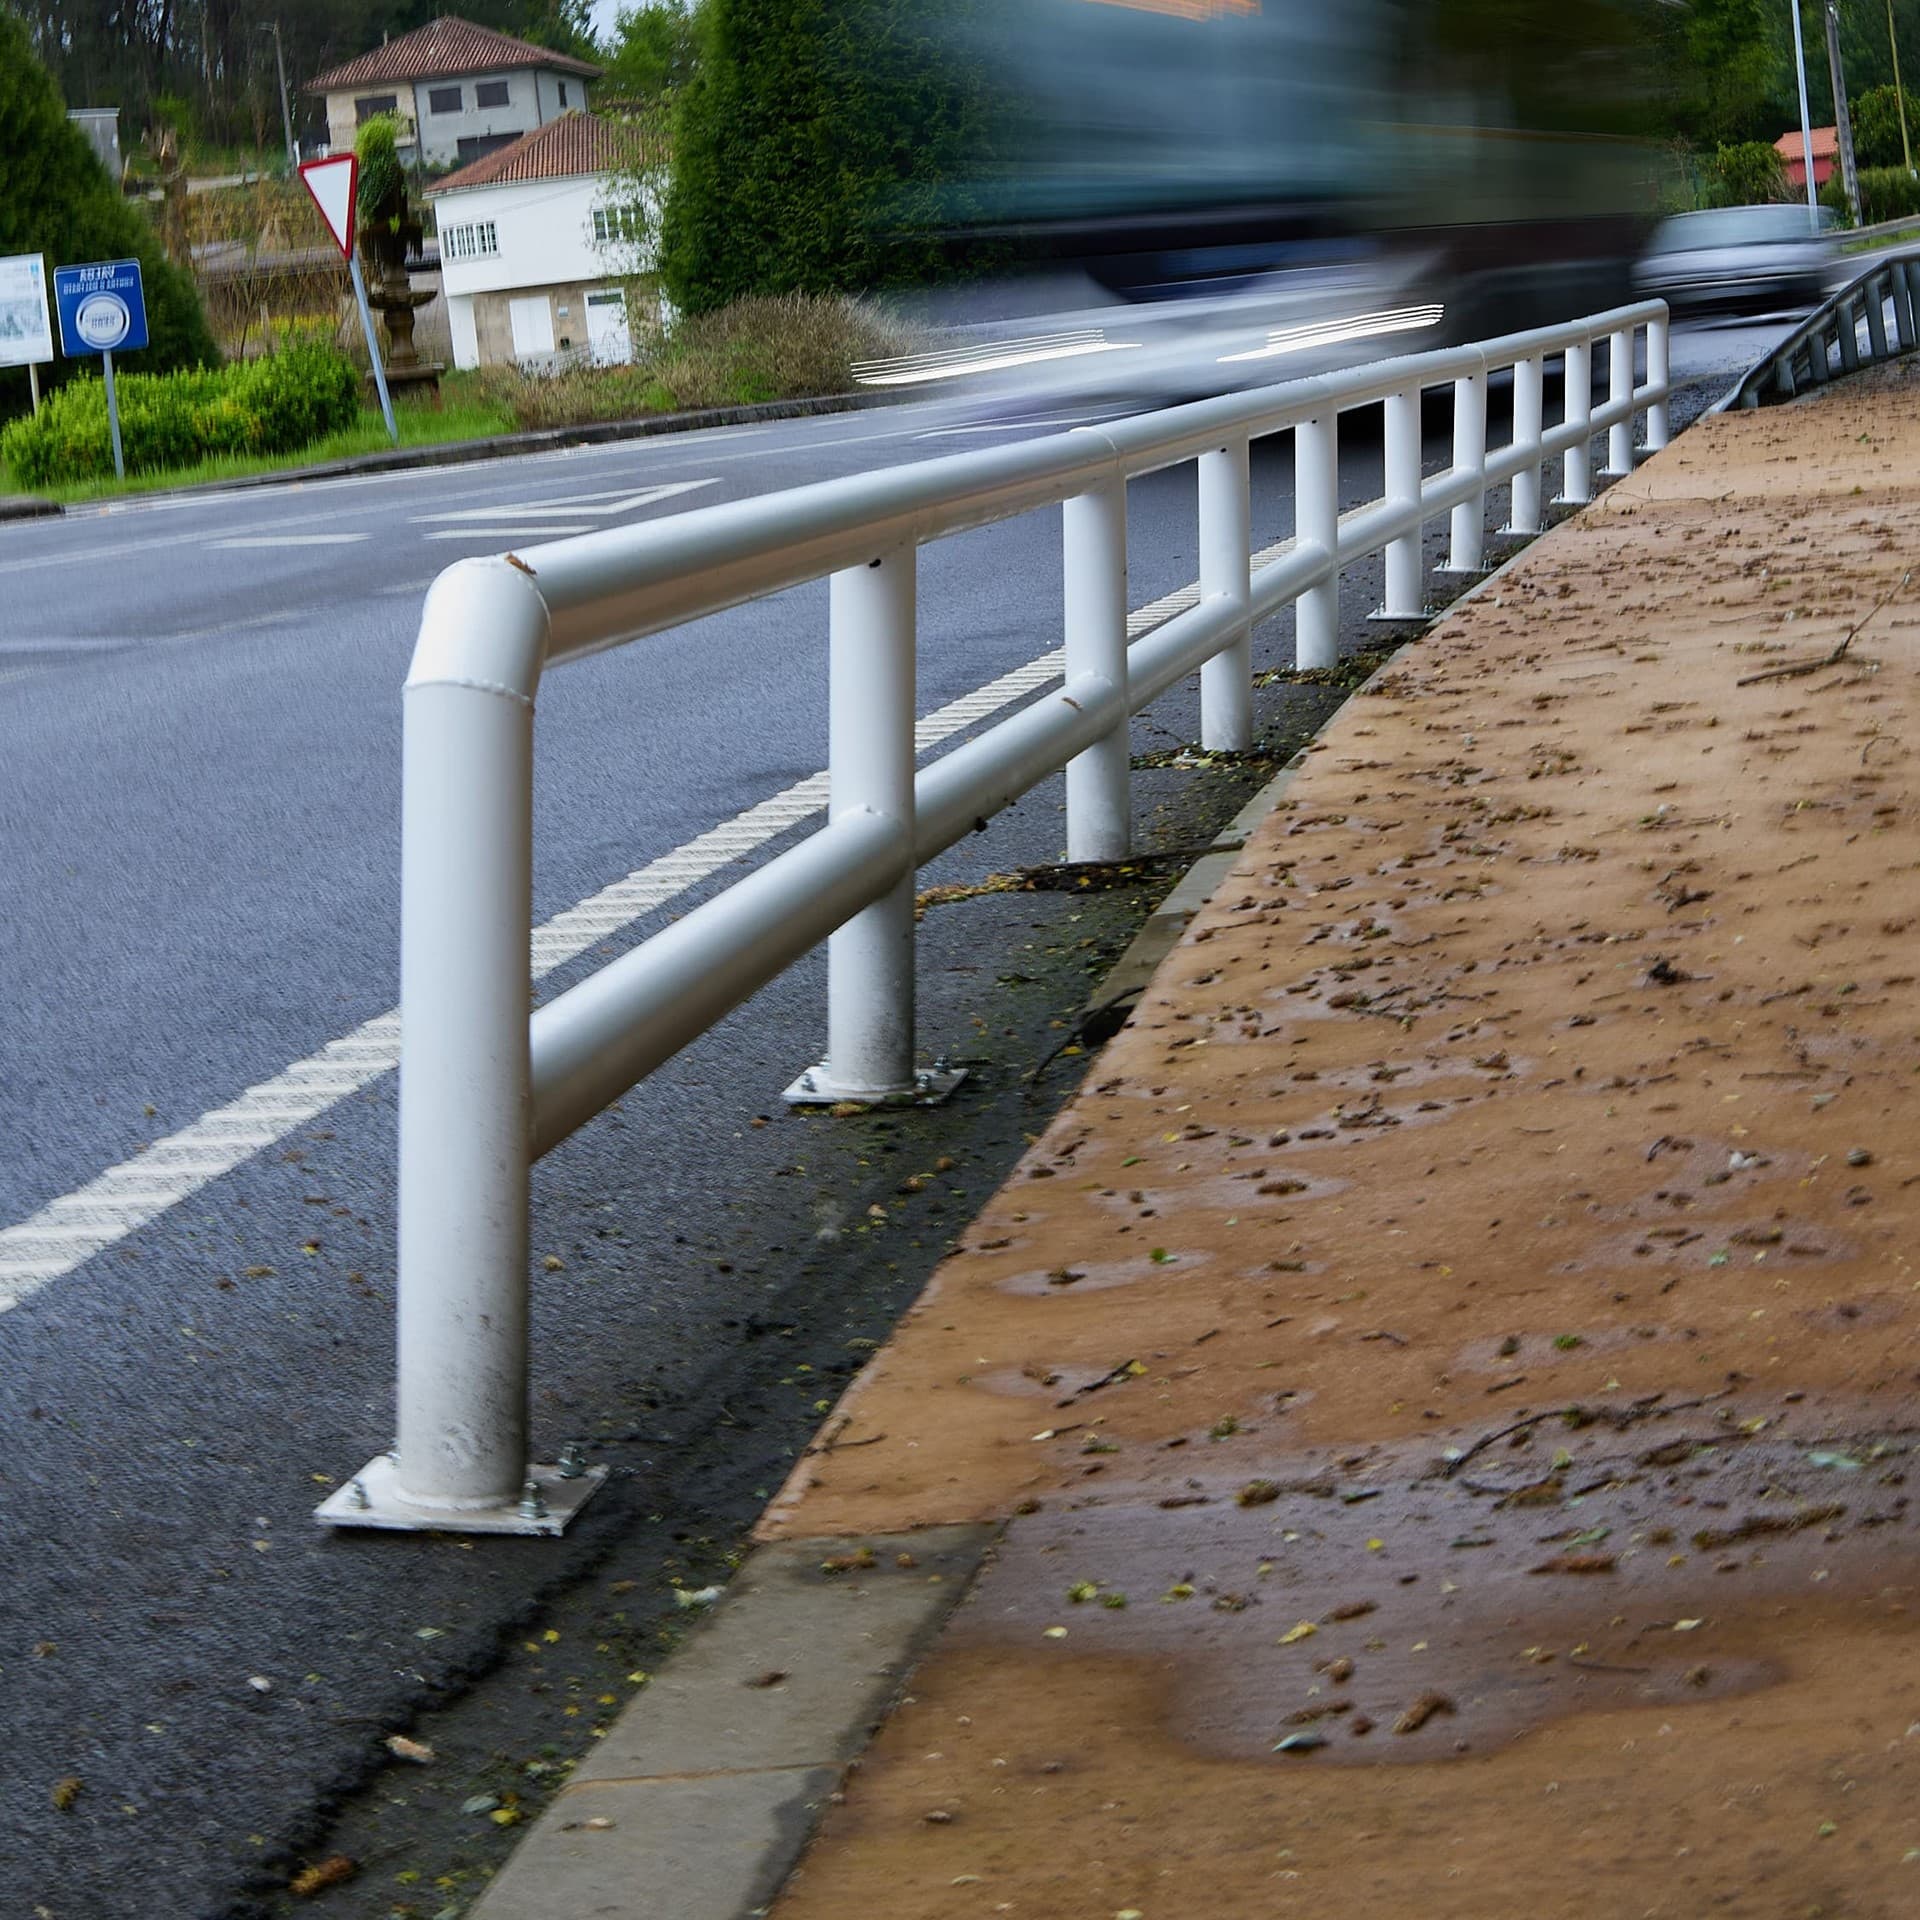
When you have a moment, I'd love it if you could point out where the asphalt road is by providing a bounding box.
[0,310,1791,1919]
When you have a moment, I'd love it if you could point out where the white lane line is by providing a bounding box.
[0,557,1225,1312]
[411,480,719,524]
[426,525,597,540]
[205,534,371,549]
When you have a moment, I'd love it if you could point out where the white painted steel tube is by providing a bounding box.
[1447,366,1488,572]
[1381,387,1424,616]
[1128,589,1268,711]
[1560,340,1592,504]
[1293,415,1339,669]
[1508,355,1544,532]
[1646,315,1670,450]
[916,669,1123,861]
[1895,265,1917,349]
[529,810,904,1153]
[1868,275,1891,359]
[1606,328,1635,477]
[1199,440,1253,750]
[824,549,918,1099]
[1063,482,1131,860]
[395,561,549,1511]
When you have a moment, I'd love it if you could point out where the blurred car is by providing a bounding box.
[1634,205,1836,314]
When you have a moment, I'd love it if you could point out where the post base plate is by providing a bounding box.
[315,1453,607,1536]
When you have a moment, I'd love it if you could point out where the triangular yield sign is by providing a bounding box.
[299,153,359,262]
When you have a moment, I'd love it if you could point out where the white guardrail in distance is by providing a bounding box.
[1720,243,1920,408]
[317,299,1672,1534]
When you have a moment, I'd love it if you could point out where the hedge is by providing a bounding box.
[1821,167,1920,227]
[0,344,361,485]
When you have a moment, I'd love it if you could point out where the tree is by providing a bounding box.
[658,0,999,313]
[1852,81,1918,167]
[602,2,698,106]
[0,7,217,409]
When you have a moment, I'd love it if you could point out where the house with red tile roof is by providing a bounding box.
[306,15,599,171]
[427,112,666,370]
[1776,124,1839,191]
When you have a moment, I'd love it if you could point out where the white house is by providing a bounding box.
[429,113,663,371]
[306,15,598,172]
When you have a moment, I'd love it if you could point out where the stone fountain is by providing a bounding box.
[357,169,443,400]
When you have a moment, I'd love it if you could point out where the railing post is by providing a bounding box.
[1199,437,1253,748]
[1867,272,1891,360]
[318,560,603,1536]
[1505,355,1545,533]
[1445,364,1487,572]
[1379,385,1425,616]
[1645,313,1670,451]
[1894,262,1917,350]
[823,546,919,1099]
[1808,323,1830,384]
[1605,326,1635,477]
[1558,338,1591,506]
[1063,479,1131,861]
[1293,413,1339,670]
[1838,295,1861,373]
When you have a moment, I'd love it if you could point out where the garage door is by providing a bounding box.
[508,294,554,359]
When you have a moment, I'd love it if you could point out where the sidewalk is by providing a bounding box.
[479,359,1920,1920]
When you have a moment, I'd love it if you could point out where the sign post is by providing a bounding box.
[52,258,147,480]
[298,153,398,445]
[0,254,56,416]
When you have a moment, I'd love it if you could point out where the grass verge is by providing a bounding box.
[4,394,515,505]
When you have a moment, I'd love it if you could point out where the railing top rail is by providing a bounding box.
[431,300,1665,672]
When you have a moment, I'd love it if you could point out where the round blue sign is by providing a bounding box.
[74,291,131,351]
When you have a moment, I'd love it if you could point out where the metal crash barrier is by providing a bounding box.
[318,300,1671,1534]
[1721,243,1920,407]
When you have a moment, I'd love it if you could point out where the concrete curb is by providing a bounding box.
[468,1526,996,1920]
[6,392,888,517]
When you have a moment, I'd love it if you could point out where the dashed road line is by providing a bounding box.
[0,557,1228,1312]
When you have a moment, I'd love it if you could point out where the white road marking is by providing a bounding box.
[426,525,596,540]
[0,553,1232,1312]
[206,533,371,549]
[411,480,720,524]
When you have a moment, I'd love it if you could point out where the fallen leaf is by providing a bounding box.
[385,1735,434,1764]
[1394,1691,1456,1735]
[50,1776,81,1812]
[289,1856,357,1898]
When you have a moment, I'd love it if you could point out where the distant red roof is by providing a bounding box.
[307,15,598,92]
[1775,125,1839,160]
[427,112,662,194]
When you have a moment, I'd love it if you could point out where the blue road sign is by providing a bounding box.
[53,258,148,358]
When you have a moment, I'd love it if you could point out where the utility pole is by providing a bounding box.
[1791,0,1821,224]
[1888,0,1915,175]
[261,20,297,172]
[1826,0,1863,222]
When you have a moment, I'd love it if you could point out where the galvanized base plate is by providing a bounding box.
[314,1454,607,1536]
[1366,606,1435,626]
[783,1064,967,1109]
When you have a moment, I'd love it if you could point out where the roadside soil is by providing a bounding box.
[762,361,1920,1919]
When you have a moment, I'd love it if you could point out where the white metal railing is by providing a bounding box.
[1721,243,1920,408]
[317,299,1671,1534]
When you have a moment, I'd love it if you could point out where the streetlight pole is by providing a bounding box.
[1791,0,1821,224]
[261,21,296,173]
[1888,0,1915,176]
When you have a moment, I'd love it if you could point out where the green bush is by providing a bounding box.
[1830,167,1920,226]
[1701,139,1786,207]
[1852,86,1919,172]
[1,343,360,485]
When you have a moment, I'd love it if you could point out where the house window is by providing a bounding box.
[559,82,569,106]
[442,220,499,261]
[592,205,645,245]
[428,85,463,114]
[455,132,519,164]
[355,93,399,123]
[474,79,510,109]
